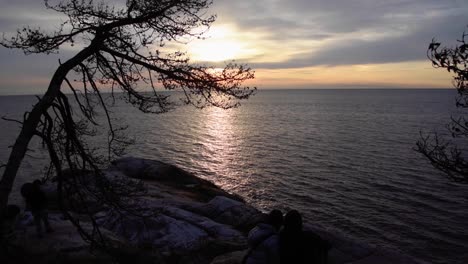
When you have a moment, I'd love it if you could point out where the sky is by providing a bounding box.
[0,0,468,95]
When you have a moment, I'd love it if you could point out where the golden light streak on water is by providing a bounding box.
[196,106,253,191]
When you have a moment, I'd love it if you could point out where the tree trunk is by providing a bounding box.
[0,42,100,216]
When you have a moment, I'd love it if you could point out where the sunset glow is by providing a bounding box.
[188,25,260,62]
[0,0,467,94]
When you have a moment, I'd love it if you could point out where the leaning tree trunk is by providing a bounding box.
[0,39,102,216]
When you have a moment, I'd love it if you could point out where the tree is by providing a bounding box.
[0,0,255,250]
[416,30,468,184]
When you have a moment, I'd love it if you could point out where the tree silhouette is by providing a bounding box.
[416,30,468,184]
[0,0,255,249]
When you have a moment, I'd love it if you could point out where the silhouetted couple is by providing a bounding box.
[21,180,53,237]
[244,209,330,264]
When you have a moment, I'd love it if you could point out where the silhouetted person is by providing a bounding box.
[244,209,284,264]
[21,181,52,237]
[280,210,330,264]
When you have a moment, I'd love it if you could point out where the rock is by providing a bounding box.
[189,196,263,233]
[98,202,247,263]
[111,157,185,182]
[210,250,247,264]
[111,157,244,202]
[10,157,421,264]
[43,169,144,214]
[6,213,120,264]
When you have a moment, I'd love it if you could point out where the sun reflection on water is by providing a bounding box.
[196,107,252,191]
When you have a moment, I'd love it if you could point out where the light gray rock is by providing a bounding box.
[190,196,263,233]
[98,202,247,263]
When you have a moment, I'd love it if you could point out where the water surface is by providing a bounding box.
[1,89,467,263]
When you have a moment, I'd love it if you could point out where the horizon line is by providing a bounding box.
[0,87,454,97]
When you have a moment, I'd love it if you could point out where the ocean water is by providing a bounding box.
[1,89,467,263]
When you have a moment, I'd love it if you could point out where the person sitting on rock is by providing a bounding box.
[280,210,330,264]
[243,209,284,264]
[21,180,53,237]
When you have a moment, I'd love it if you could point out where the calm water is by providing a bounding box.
[1,89,467,263]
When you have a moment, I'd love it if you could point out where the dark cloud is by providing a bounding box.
[276,0,466,33]
[212,0,468,68]
[248,13,468,69]
[214,0,468,68]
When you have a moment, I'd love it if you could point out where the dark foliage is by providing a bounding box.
[416,30,468,184]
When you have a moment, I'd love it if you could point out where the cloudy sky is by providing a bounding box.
[0,0,467,95]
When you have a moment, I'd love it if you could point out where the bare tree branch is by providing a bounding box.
[0,0,255,257]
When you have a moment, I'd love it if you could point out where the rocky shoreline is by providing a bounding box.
[5,157,425,264]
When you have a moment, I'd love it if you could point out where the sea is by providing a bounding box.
[0,89,467,264]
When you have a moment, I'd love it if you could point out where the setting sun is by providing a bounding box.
[188,25,258,62]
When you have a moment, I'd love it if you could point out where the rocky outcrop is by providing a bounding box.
[97,201,248,263]
[210,250,247,264]
[98,158,262,263]
[8,157,262,264]
[5,213,117,264]
[111,157,245,202]
[7,157,424,264]
[187,196,263,233]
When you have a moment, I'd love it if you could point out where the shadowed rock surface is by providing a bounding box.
[4,157,425,264]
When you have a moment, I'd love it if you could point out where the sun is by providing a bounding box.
[190,41,243,62]
[188,25,255,62]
